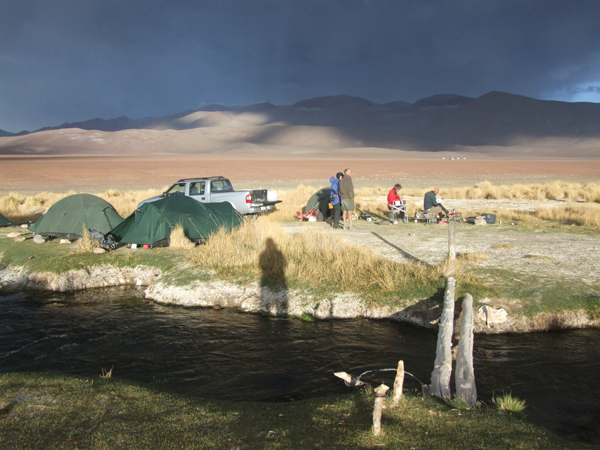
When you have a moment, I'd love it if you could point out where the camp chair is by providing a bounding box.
[389,201,408,223]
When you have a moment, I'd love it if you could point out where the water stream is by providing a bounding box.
[1,287,598,444]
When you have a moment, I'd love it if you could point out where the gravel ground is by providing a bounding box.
[285,197,600,285]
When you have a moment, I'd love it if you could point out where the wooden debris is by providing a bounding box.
[456,294,477,406]
[334,372,364,387]
[430,277,455,400]
[372,384,389,437]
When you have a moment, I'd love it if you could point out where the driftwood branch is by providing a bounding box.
[455,293,477,406]
[372,384,389,437]
[430,277,455,400]
[334,371,366,387]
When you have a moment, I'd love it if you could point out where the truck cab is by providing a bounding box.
[139,176,281,215]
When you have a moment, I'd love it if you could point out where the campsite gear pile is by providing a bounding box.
[465,213,496,225]
[357,208,373,222]
[294,209,319,222]
[22,193,243,249]
[294,187,331,222]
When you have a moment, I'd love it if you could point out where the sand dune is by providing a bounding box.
[1,124,600,160]
[3,91,600,158]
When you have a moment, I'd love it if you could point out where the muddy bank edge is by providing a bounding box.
[1,264,598,334]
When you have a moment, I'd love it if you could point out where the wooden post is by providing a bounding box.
[448,218,456,261]
[455,294,477,406]
[430,277,455,400]
[391,360,404,407]
[373,384,389,437]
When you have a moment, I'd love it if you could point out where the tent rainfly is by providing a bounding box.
[107,194,243,246]
[0,212,14,227]
[28,194,123,238]
[303,187,331,215]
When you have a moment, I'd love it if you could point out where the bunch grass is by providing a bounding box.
[168,223,196,250]
[71,228,100,254]
[492,392,527,418]
[191,220,484,301]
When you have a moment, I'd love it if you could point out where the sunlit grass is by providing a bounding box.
[191,220,484,300]
[168,223,196,250]
[71,228,100,254]
[2,180,599,226]
[492,392,527,419]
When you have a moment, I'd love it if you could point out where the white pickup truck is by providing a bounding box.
[138,176,281,215]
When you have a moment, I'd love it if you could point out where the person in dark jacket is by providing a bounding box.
[339,168,355,230]
[424,187,448,219]
[329,172,343,229]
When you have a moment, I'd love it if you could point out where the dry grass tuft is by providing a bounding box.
[0,188,165,223]
[523,254,559,262]
[438,180,600,202]
[496,203,600,228]
[169,224,196,250]
[490,243,517,251]
[71,228,101,254]
[192,221,469,296]
[457,252,489,262]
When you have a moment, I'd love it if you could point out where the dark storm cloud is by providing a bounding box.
[2,0,600,131]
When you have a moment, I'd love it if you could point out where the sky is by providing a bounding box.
[2,0,600,132]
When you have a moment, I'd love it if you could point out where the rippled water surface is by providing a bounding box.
[1,287,599,443]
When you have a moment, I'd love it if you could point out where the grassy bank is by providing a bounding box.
[2,216,599,325]
[0,372,589,450]
[190,220,486,303]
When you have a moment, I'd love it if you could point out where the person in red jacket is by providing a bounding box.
[387,184,402,208]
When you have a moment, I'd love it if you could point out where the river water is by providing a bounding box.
[1,287,599,444]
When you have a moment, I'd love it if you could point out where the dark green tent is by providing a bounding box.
[28,194,123,238]
[108,195,243,246]
[303,187,331,214]
[0,212,14,227]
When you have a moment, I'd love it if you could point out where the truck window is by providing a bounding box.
[189,182,205,196]
[166,183,186,195]
[210,179,233,192]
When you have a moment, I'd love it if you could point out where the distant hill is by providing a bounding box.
[413,94,474,108]
[2,91,600,156]
[292,94,377,109]
[0,129,14,137]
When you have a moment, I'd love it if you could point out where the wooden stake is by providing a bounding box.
[448,218,456,261]
[391,360,404,407]
[373,384,389,437]
[430,277,455,400]
[455,293,477,406]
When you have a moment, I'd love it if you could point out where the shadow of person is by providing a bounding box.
[259,238,288,317]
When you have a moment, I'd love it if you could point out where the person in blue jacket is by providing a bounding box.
[329,172,343,229]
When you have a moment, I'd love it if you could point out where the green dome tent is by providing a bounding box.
[28,194,123,238]
[0,212,14,227]
[107,195,243,246]
[303,187,331,214]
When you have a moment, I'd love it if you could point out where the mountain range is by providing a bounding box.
[1,91,600,156]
